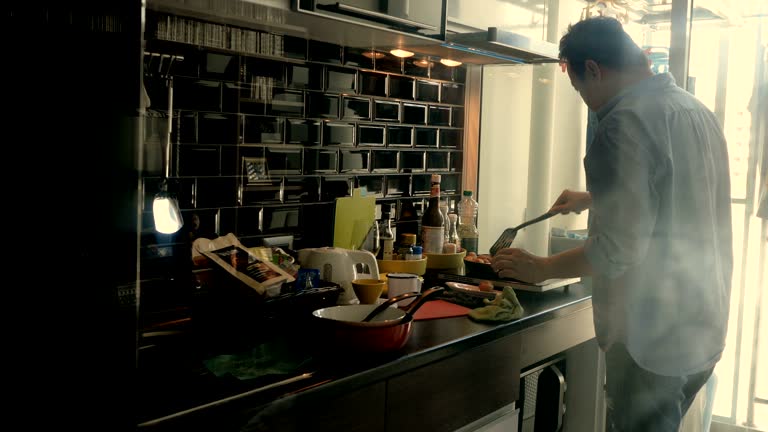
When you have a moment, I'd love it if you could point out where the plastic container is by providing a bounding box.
[457,190,479,254]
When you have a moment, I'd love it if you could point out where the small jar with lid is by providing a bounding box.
[398,233,417,259]
[406,245,423,260]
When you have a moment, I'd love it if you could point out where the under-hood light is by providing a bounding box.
[390,49,414,58]
[413,58,432,68]
[439,58,462,67]
[362,50,385,59]
[440,42,526,64]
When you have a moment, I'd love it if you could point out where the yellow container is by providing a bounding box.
[377,258,428,276]
[424,250,467,270]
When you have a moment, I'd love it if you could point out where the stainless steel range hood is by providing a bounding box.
[443,28,560,64]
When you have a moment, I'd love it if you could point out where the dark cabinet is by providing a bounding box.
[386,334,521,432]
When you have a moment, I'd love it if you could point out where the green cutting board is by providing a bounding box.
[334,187,376,250]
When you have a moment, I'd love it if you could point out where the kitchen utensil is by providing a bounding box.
[361,291,422,322]
[310,287,444,354]
[489,212,557,256]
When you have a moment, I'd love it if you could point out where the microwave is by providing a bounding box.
[294,0,446,39]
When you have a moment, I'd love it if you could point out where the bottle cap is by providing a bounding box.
[401,233,417,245]
[431,174,441,183]
[463,190,473,196]
[411,245,422,254]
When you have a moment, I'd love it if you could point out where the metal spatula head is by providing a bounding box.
[489,212,557,256]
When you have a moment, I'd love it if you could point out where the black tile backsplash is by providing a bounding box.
[145,18,465,250]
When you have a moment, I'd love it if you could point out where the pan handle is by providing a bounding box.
[403,286,445,317]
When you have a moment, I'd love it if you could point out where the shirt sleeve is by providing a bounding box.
[583,111,661,278]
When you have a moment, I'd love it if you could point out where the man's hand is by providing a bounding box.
[491,248,551,283]
[549,189,593,215]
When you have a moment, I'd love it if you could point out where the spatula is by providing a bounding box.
[489,212,557,256]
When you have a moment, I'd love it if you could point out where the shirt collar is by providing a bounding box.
[595,72,676,120]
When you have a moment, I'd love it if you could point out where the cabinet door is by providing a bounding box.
[386,334,521,432]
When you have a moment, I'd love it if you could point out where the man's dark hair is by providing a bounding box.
[559,16,649,80]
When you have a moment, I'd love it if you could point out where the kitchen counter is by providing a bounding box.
[137,282,594,431]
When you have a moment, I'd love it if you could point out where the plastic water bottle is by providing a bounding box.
[457,190,479,254]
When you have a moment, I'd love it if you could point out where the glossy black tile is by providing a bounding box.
[357,176,384,198]
[431,61,455,81]
[439,129,462,149]
[307,92,339,118]
[283,176,320,203]
[198,112,239,144]
[441,83,464,105]
[222,81,245,113]
[284,35,308,60]
[358,124,385,146]
[414,128,438,147]
[375,54,402,74]
[241,179,282,205]
[286,119,321,146]
[451,107,464,128]
[359,71,387,97]
[266,147,302,175]
[374,100,400,121]
[344,47,376,69]
[388,75,414,99]
[371,150,398,172]
[449,152,461,172]
[286,64,322,89]
[428,106,451,126]
[263,206,301,231]
[427,152,449,171]
[412,174,431,196]
[326,66,357,93]
[387,126,412,147]
[243,116,283,144]
[323,122,354,146]
[401,151,425,172]
[178,145,220,176]
[174,77,222,111]
[308,40,343,64]
[304,149,338,173]
[403,103,427,124]
[321,176,353,200]
[441,173,459,193]
[221,145,239,176]
[236,206,265,234]
[453,66,467,84]
[342,96,370,120]
[300,203,335,247]
[415,80,439,103]
[174,111,197,144]
[201,52,239,80]
[340,150,369,173]
[386,175,410,197]
[196,177,238,208]
[268,89,304,117]
[404,57,432,78]
[187,208,224,239]
[243,58,285,87]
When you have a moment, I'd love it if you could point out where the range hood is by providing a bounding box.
[442,27,560,64]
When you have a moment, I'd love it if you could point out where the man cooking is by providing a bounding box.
[491,17,733,432]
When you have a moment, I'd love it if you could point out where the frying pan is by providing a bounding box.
[310,287,444,354]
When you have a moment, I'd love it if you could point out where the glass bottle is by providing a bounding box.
[457,190,479,254]
[377,204,395,260]
[447,213,459,245]
[421,174,445,254]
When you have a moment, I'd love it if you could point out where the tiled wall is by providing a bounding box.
[141,12,466,270]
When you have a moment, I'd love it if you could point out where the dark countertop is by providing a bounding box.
[137,282,593,429]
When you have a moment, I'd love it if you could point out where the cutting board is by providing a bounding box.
[334,187,376,250]
[413,300,471,321]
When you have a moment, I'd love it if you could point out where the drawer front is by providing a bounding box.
[386,334,521,432]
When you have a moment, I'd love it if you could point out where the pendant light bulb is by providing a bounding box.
[439,58,462,67]
[153,182,183,234]
[390,49,415,58]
